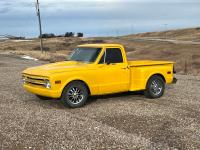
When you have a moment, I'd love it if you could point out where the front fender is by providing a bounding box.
[60,75,99,96]
[61,76,90,91]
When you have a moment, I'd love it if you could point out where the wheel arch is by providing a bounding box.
[61,79,91,96]
[146,73,166,87]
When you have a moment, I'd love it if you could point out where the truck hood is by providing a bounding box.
[23,61,91,76]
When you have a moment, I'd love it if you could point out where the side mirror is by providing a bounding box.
[106,61,111,65]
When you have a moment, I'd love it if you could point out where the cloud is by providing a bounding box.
[1,0,200,13]
[0,0,200,37]
[0,7,10,14]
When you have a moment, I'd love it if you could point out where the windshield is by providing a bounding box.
[68,47,102,62]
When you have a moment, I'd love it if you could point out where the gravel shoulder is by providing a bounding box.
[0,54,200,149]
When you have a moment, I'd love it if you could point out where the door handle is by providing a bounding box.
[121,67,129,69]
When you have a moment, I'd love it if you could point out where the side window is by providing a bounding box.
[106,48,123,63]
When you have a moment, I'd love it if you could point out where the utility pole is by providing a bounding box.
[164,24,168,39]
[36,0,43,52]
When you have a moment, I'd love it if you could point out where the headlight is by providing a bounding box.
[44,79,51,89]
[22,76,26,84]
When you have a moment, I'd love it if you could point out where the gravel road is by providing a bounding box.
[0,54,200,150]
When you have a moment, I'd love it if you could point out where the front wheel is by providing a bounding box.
[144,75,165,99]
[61,81,89,108]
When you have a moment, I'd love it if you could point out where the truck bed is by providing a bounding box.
[128,60,174,91]
[128,60,174,67]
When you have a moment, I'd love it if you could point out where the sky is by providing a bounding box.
[0,0,200,37]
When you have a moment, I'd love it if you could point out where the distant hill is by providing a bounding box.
[124,27,200,42]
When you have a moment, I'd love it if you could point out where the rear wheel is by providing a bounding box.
[144,75,165,99]
[61,81,89,108]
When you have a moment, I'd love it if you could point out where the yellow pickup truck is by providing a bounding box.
[22,44,177,108]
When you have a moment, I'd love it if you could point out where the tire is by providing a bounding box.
[144,75,165,99]
[61,81,89,108]
[36,95,51,100]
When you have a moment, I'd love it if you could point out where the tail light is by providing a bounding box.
[173,66,176,74]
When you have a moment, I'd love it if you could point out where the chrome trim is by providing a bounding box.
[22,75,46,87]
[67,87,84,104]
[150,80,163,96]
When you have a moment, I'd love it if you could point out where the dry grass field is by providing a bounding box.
[0,27,200,74]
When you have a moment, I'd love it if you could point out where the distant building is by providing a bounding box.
[0,35,25,40]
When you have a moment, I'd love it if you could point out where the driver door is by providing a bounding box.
[97,48,130,94]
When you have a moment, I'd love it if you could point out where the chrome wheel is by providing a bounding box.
[67,87,84,104]
[150,80,163,96]
[61,81,89,108]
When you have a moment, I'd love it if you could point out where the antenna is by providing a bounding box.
[36,0,44,52]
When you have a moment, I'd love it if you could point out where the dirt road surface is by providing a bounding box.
[0,54,200,149]
[127,38,200,45]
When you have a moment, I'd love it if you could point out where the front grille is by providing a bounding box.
[23,74,46,87]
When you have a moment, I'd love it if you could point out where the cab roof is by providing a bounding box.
[78,43,123,48]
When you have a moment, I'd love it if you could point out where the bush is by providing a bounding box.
[57,35,65,37]
[39,33,55,38]
[65,32,74,37]
[77,33,84,37]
